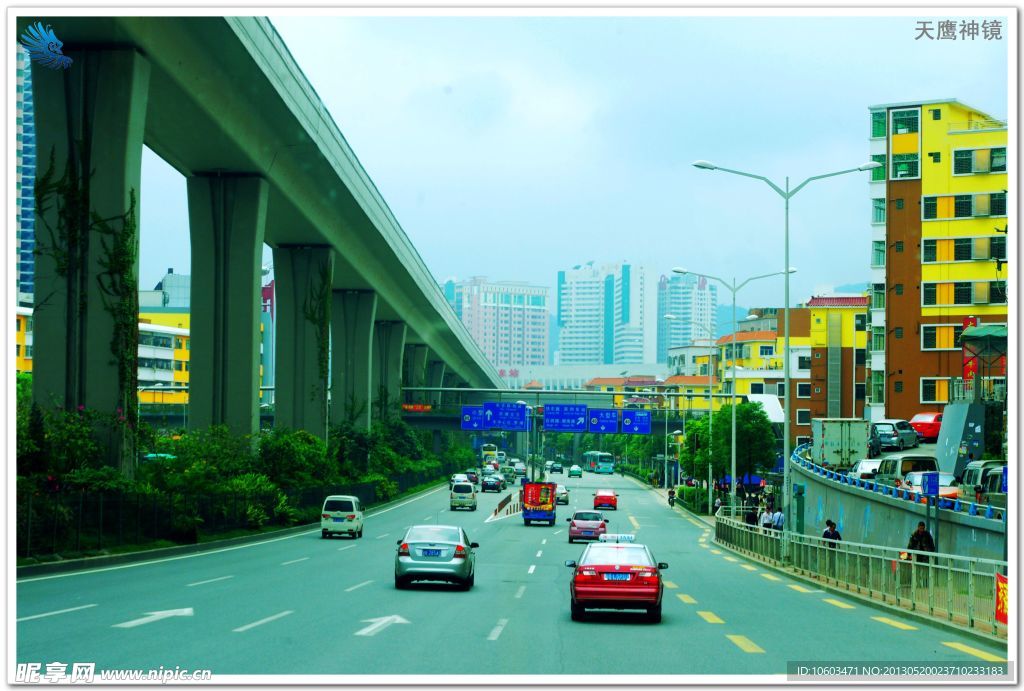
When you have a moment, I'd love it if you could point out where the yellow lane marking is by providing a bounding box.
[698,538,707,543]
[699,543,709,549]
[872,616,917,631]
[823,598,855,610]
[740,564,757,571]
[688,519,703,528]
[788,585,813,593]
[628,515,640,530]
[723,556,738,562]
[663,580,678,589]
[677,594,697,604]
[696,611,724,624]
[710,549,722,555]
[726,635,765,653]
[941,642,1007,662]
[760,573,781,582]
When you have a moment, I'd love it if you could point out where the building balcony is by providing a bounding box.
[948,119,1008,134]
[950,377,1007,403]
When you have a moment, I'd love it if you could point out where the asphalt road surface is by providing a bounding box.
[17,469,1008,679]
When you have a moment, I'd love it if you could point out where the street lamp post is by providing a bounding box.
[516,400,532,480]
[666,428,683,489]
[665,315,716,482]
[692,159,881,545]
[672,268,795,511]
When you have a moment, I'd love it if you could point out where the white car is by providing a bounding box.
[450,482,478,511]
[848,459,882,480]
[555,484,569,504]
[449,473,469,489]
[321,495,364,539]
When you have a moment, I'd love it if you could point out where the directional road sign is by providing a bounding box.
[621,410,652,435]
[921,471,939,497]
[483,402,528,431]
[543,404,588,432]
[460,406,486,431]
[1002,466,1008,493]
[588,409,619,434]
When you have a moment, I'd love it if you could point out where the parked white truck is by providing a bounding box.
[811,418,873,472]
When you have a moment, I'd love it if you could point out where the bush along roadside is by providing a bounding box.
[16,404,473,563]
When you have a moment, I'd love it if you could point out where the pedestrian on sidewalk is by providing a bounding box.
[823,520,841,547]
[759,505,773,534]
[713,497,722,515]
[771,506,784,532]
[907,521,935,563]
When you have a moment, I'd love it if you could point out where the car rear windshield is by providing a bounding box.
[875,424,894,433]
[407,526,461,543]
[597,490,614,495]
[452,484,474,494]
[574,512,603,521]
[324,499,354,512]
[580,546,653,566]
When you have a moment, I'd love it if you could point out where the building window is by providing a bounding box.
[750,383,764,395]
[871,327,885,351]
[759,345,773,357]
[992,148,1007,172]
[870,371,885,404]
[892,109,919,134]
[894,327,903,339]
[855,348,866,366]
[991,192,1007,216]
[855,383,866,400]
[953,282,973,305]
[894,241,904,253]
[797,382,811,398]
[895,284,903,296]
[871,154,886,181]
[796,409,811,425]
[894,381,904,393]
[923,284,937,305]
[892,153,919,179]
[921,378,949,404]
[16,344,21,357]
[991,281,1008,304]
[815,352,822,359]
[954,150,974,174]
[923,197,937,219]
[814,386,822,394]
[872,284,886,310]
[992,236,1007,260]
[928,151,941,163]
[25,346,33,359]
[777,383,785,397]
[872,198,886,223]
[15,318,20,332]
[895,199,904,210]
[854,314,866,331]
[930,108,941,120]
[871,111,886,138]
[954,195,973,218]
[922,324,965,350]
[922,239,937,262]
[175,361,183,371]
[798,355,811,369]
[871,241,886,267]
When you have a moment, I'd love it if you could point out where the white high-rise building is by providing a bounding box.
[656,273,718,362]
[556,261,653,365]
[444,276,549,367]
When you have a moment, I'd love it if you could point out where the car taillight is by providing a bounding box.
[398,543,410,556]
[570,521,577,528]
[636,570,659,585]
[575,569,599,583]
[454,545,467,559]
[321,513,330,519]
[347,514,356,520]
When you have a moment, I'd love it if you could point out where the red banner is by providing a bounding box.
[995,573,1008,625]
[400,403,433,413]
[962,316,979,381]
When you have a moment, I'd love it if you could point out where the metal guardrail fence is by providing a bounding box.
[715,511,1006,635]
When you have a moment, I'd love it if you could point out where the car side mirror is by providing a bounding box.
[603,519,609,523]
[658,562,669,570]
[396,539,403,545]
[566,518,571,522]
[592,493,596,496]
[470,542,479,549]
[565,560,577,568]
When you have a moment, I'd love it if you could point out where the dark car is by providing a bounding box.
[464,469,480,485]
[550,463,563,474]
[867,425,882,458]
[481,475,503,493]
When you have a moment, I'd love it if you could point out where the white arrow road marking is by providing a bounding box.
[187,575,233,587]
[541,539,547,545]
[113,608,194,629]
[233,610,293,633]
[18,604,97,622]
[281,558,309,566]
[528,565,536,575]
[487,618,510,641]
[345,580,373,592]
[355,615,410,637]
[536,550,543,558]
[515,585,526,599]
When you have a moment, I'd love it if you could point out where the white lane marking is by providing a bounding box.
[113,608,193,628]
[487,618,510,641]
[345,580,373,592]
[233,610,293,633]
[338,545,357,552]
[19,485,450,583]
[536,550,543,558]
[375,533,391,540]
[355,615,410,636]
[553,530,563,535]
[281,557,309,566]
[515,585,526,599]
[528,565,536,575]
[187,575,233,587]
[17,604,97,622]
[541,539,547,545]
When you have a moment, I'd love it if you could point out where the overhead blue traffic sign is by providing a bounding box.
[921,471,939,497]
[460,406,486,431]
[588,409,619,434]
[621,410,652,435]
[483,401,528,431]
[543,404,588,432]
[1002,466,1008,493]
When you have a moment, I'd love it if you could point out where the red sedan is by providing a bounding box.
[565,534,667,622]
[909,413,942,443]
[593,489,618,510]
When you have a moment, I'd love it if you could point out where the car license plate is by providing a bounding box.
[603,573,630,581]
[422,549,441,557]
[582,531,593,536]
[332,517,345,522]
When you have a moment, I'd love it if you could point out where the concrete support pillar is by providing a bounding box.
[426,361,447,407]
[374,322,407,420]
[272,246,334,439]
[31,49,150,474]
[188,176,269,438]
[403,344,429,403]
[330,290,377,431]
[432,429,444,456]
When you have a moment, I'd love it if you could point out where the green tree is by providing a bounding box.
[258,428,333,488]
[710,402,777,481]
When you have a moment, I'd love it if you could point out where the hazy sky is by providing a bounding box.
[138,12,1009,307]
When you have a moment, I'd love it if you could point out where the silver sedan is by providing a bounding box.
[395,524,478,590]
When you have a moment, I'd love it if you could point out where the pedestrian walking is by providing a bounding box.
[744,505,758,527]
[771,506,784,532]
[759,505,773,534]
[713,497,722,515]
[907,521,935,563]
[823,520,842,547]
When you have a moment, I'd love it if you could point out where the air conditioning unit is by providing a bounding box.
[896,127,909,134]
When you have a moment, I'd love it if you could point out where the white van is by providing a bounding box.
[321,495,364,539]
[450,482,478,511]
